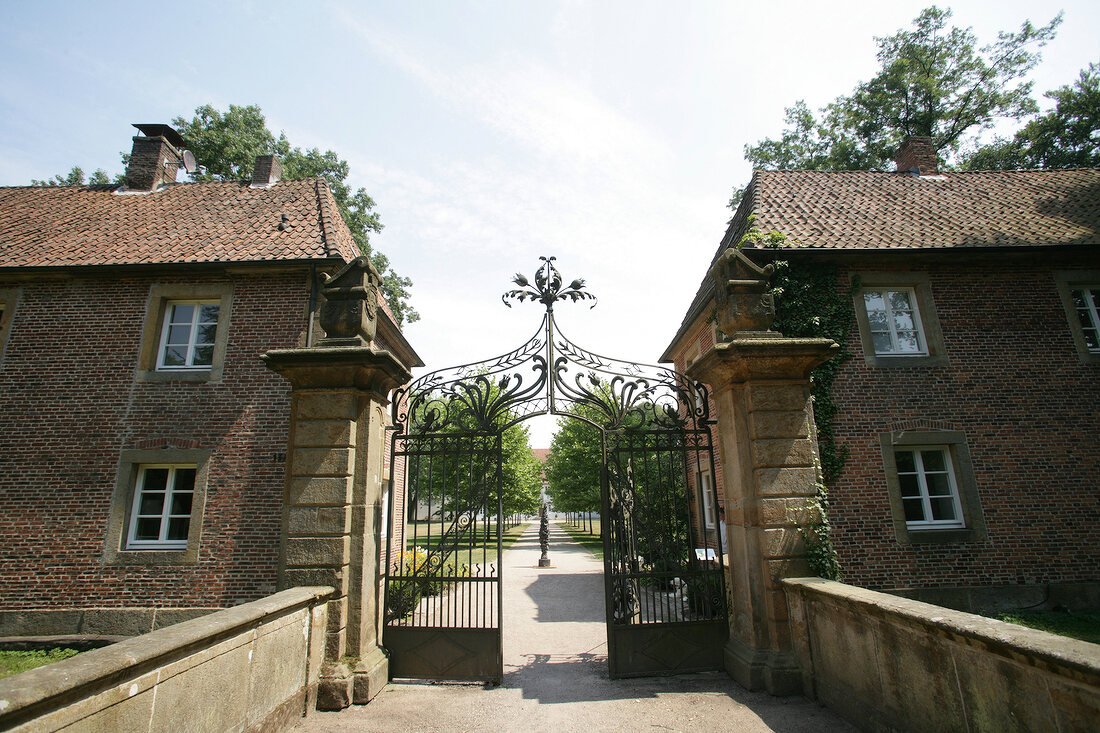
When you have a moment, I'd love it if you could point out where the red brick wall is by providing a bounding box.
[828,259,1100,589]
[0,269,310,610]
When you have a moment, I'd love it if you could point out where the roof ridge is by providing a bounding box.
[313,179,339,258]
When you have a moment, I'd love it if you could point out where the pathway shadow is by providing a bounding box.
[522,572,604,623]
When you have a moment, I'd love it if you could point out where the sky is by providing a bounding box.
[1,1,1097,446]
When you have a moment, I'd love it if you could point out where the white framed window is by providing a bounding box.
[1070,287,1100,353]
[699,469,715,529]
[863,288,926,355]
[894,447,964,530]
[156,301,220,370]
[126,465,196,549]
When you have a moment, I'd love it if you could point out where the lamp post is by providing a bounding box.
[538,502,551,568]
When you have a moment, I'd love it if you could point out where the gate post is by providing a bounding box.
[687,249,837,695]
[262,259,412,710]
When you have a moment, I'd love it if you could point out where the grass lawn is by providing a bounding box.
[402,520,531,572]
[556,518,604,560]
[996,611,1100,644]
[0,648,81,680]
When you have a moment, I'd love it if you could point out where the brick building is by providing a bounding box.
[0,125,420,636]
[663,139,1100,611]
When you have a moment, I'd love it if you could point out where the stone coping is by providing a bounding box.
[783,578,1100,682]
[0,586,333,723]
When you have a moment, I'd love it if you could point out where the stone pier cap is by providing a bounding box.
[688,336,838,384]
[262,345,411,398]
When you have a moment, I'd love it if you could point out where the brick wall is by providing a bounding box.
[669,253,1100,591]
[0,268,310,611]
[828,258,1100,589]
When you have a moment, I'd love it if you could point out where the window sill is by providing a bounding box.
[136,368,220,383]
[898,527,982,545]
[864,353,948,368]
[103,548,199,565]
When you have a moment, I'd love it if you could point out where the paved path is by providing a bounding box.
[294,522,854,733]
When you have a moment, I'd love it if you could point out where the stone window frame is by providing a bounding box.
[879,430,984,545]
[0,286,18,364]
[852,272,948,367]
[104,448,211,565]
[136,282,233,382]
[1054,270,1100,365]
[698,467,715,529]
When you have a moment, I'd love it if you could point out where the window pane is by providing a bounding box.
[896,331,920,352]
[175,468,196,492]
[170,492,192,515]
[921,450,946,472]
[139,492,165,515]
[894,450,916,473]
[196,323,217,344]
[903,498,925,522]
[1084,329,1099,350]
[925,473,952,496]
[872,332,892,353]
[891,311,915,331]
[1090,289,1100,310]
[898,473,920,497]
[1071,289,1087,309]
[867,309,888,329]
[163,346,187,366]
[864,292,885,311]
[166,518,190,541]
[192,345,214,365]
[167,325,192,345]
[143,468,168,490]
[136,518,161,540]
[199,304,220,322]
[169,304,194,324]
[930,497,958,521]
[888,290,913,311]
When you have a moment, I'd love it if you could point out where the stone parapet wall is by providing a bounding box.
[0,586,332,732]
[784,577,1100,732]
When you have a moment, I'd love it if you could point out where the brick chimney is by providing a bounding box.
[895,136,939,176]
[251,154,282,187]
[125,123,185,191]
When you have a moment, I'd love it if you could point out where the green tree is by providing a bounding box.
[31,166,112,186]
[545,412,602,527]
[743,6,1062,174]
[500,422,543,518]
[30,104,417,325]
[962,62,1100,170]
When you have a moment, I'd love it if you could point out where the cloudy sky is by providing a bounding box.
[2,1,1096,445]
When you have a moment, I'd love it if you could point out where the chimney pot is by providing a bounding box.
[252,155,282,187]
[124,123,183,192]
[895,136,939,176]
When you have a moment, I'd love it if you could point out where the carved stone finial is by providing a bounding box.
[708,248,777,337]
[317,256,381,347]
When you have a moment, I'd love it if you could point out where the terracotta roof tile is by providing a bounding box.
[662,168,1100,360]
[0,178,361,268]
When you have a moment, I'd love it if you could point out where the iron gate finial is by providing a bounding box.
[502,256,598,311]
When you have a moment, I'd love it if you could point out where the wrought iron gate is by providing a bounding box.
[383,257,728,681]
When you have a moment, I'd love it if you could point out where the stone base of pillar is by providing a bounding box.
[725,637,803,696]
[316,662,355,711]
[352,646,390,704]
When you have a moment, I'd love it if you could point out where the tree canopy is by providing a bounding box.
[31,104,416,325]
[743,6,1062,174]
[544,412,602,518]
[962,62,1100,170]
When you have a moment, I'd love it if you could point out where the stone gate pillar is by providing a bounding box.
[687,249,837,695]
[263,258,411,710]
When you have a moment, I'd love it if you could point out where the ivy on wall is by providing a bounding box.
[733,220,856,579]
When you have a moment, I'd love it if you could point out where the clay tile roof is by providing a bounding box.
[0,178,361,268]
[745,169,1100,250]
[662,168,1100,360]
